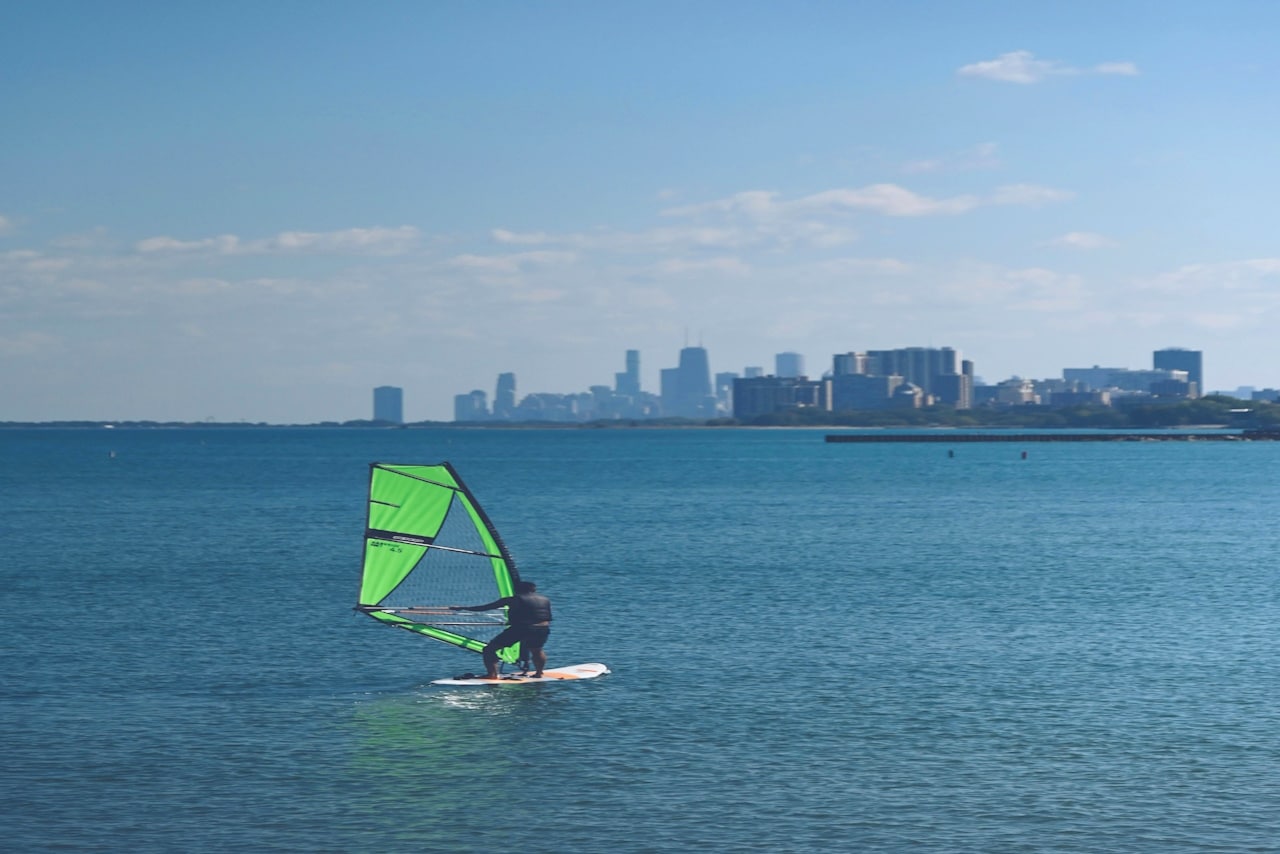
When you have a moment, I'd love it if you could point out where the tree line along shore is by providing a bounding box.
[5,395,1278,431]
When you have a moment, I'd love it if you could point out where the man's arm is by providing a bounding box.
[449,597,511,612]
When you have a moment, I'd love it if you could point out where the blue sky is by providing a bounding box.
[4,1,1280,421]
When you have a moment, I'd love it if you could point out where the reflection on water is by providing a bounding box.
[343,685,562,847]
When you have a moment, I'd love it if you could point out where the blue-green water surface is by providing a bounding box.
[3,428,1279,852]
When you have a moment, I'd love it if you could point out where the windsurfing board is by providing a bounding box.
[431,662,609,686]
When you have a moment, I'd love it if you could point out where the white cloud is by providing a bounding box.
[1094,61,1139,76]
[662,191,781,219]
[1,249,72,275]
[1050,231,1117,250]
[448,250,577,274]
[267,227,419,254]
[136,234,240,254]
[135,226,420,256]
[958,50,1060,83]
[168,277,234,296]
[958,50,1139,84]
[795,185,980,216]
[25,256,73,273]
[1140,258,1280,293]
[496,220,854,254]
[3,249,41,262]
[987,184,1075,206]
[489,181,1069,268]
[814,257,912,275]
[511,288,568,303]
[655,257,751,276]
[903,142,1000,174]
[670,183,1073,219]
[492,228,556,245]
[0,215,13,235]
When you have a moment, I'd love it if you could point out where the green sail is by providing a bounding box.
[356,463,521,663]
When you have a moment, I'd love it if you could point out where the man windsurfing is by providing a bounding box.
[450,580,552,679]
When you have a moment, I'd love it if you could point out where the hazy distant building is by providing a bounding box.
[744,366,764,378]
[831,374,902,411]
[373,386,403,424]
[1063,366,1127,390]
[932,372,973,409]
[865,347,959,395]
[837,346,970,408]
[1153,348,1202,396]
[1150,377,1195,398]
[660,346,715,418]
[1049,389,1112,407]
[714,371,739,415]
[973,384,1000,406]
[615,350,641,397]
[494,373,516,419]
[832,352,868,376]
[775,352,804,378]
[733,376,831,420]
[891,382,924,409]
[995,378,1039,405]
[513,392,580,421]
[1065,365,1192,396]
[453,390,488,422]
[479,354,662,423]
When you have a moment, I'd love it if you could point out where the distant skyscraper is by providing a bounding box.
[661,345,714,418]
[863,346,967,406]
[776,352,804,378]
[615,350,641,396]
[714,371,739,415]
[832,352,867,376]
[831,374,903,411]
[373,386,403,424]
[494,372,516,419]
[453,390,488,422]
[1153,348,1202,394]
[733,376,831,419]
[1063,366,1128,390]
[744,366,764,378]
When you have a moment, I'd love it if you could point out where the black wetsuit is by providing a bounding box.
[483,592,552,665]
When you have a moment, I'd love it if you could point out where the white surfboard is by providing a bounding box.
[431,662,610,686]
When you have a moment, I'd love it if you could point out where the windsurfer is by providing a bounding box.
[450,580,552,678]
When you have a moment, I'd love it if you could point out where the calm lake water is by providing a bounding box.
[3,427,1279,852]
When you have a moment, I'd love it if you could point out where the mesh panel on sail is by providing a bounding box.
[378,492,509,646]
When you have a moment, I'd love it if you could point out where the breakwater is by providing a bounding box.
[825,429,1280,443]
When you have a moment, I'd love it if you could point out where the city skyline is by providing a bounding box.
[6,4,1280,422]
[449,342,1224,424]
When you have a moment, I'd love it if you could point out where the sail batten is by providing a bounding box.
[357,462,521,663]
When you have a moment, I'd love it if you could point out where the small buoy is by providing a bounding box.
[947,450,954,458]
[1020,450,1028,460]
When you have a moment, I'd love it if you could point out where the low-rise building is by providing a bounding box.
[733,376,831,420]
